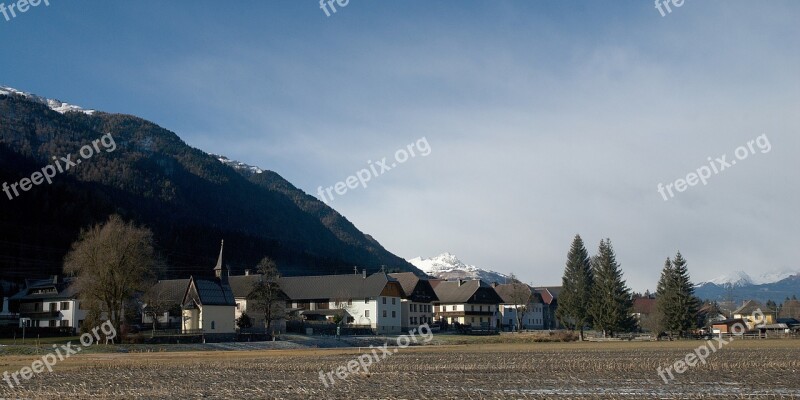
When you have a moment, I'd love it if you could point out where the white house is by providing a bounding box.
[432,279,503,329]
[280,270,404,334]
[493,282,544,330]
[10,276,86,332]
[388,272,438,330]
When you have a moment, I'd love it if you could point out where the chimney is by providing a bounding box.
[491,282,499,288]
[458,279,464,287]
[51,275,59,284]
[362,269,367,279]
[244,269,251,276]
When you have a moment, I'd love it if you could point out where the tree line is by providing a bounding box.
[556,234,699,339]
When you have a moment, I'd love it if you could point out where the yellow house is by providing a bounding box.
[732,300,772,329]
[181,241,237,341]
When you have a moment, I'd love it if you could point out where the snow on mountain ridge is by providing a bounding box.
[700,269,800,287]
[212,154,264,175]
[0,86,95,115]
[408,253,510,283]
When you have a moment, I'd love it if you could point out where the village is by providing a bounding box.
[2,240,798,346]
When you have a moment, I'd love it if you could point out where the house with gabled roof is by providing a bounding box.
[494,282,544,330]
[181,241,237,340]
[10,276,86,333]
[534,286,563,329]
[228,270,288,333]
[432,279,503,329]
[141,278,189,328]
[388,272,438,330]
[279,270,404,334]
[733,300,771,329]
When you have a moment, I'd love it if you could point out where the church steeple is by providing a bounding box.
[214,240,228,283]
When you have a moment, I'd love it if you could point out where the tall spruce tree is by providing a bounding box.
[671,252,699,337]
[655,258,677,335]
[590,239,634,337]
[656,252,699,338]
[556,234,594,340]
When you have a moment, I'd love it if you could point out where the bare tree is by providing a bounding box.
[331,289,355,326]
[507,274,533,331]
[142,286,180,336]
[64,215,159,334]
[247,257,284,333]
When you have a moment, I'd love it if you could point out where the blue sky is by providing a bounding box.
[2,1,799,291]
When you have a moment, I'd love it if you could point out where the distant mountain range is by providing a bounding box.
[408,253,511,283]
[694,270,800,304]
[0,86,420,280]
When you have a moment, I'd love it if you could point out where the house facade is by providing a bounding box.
[280,271,404,334]
[534,286,563,329]
[228,271,287,333]
[388,272,438,330]
[432,279,503,329]
[10,276,86,333]
[494,282,544,330]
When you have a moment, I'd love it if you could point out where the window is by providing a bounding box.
[60,320,69,327]
[382,297,386,304]
[49,320,56,327]
[471,305,474,312]
[392,311,396,318]
[383,310,387,318]
[49,303,57,312]
[34,303,43,312]
[365,310,370,317]
[211,321,216,330]
[61,302,70,311]
[392,298,396,305]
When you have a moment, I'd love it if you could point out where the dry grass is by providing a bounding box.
[1,339,799,399]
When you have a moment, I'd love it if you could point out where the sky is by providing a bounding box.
[2,1,799,291]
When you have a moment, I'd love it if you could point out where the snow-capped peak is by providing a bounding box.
[212,154,264,175]
[700,269,800,287]
[0,86,95,115]
[408,252,509,283]
[705,271,754,287]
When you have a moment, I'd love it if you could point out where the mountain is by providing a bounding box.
[0,86,420,280]
[700,269,800,287]
[694,270,800,304]
[408,252,510,283]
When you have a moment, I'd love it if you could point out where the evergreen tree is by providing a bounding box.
[656,252,699,338]
[656,258,677,335]
[671,252,699,337]
[589,239,634,337]
[556,234,594,340]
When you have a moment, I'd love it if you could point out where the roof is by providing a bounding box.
[277,272,398,300]
[534,287,562,305]
[733,300,764,316]
[228,275,262,298]
[433,280,504,304]
[632,298,657,315]
[388,272,440,302]
[10,277,78,302]
[388,272,420,296]
[185,277,236,306]
[145,279,190,306]
[493,283,534,304]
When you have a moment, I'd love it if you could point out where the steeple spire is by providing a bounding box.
[214,240,227,282]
